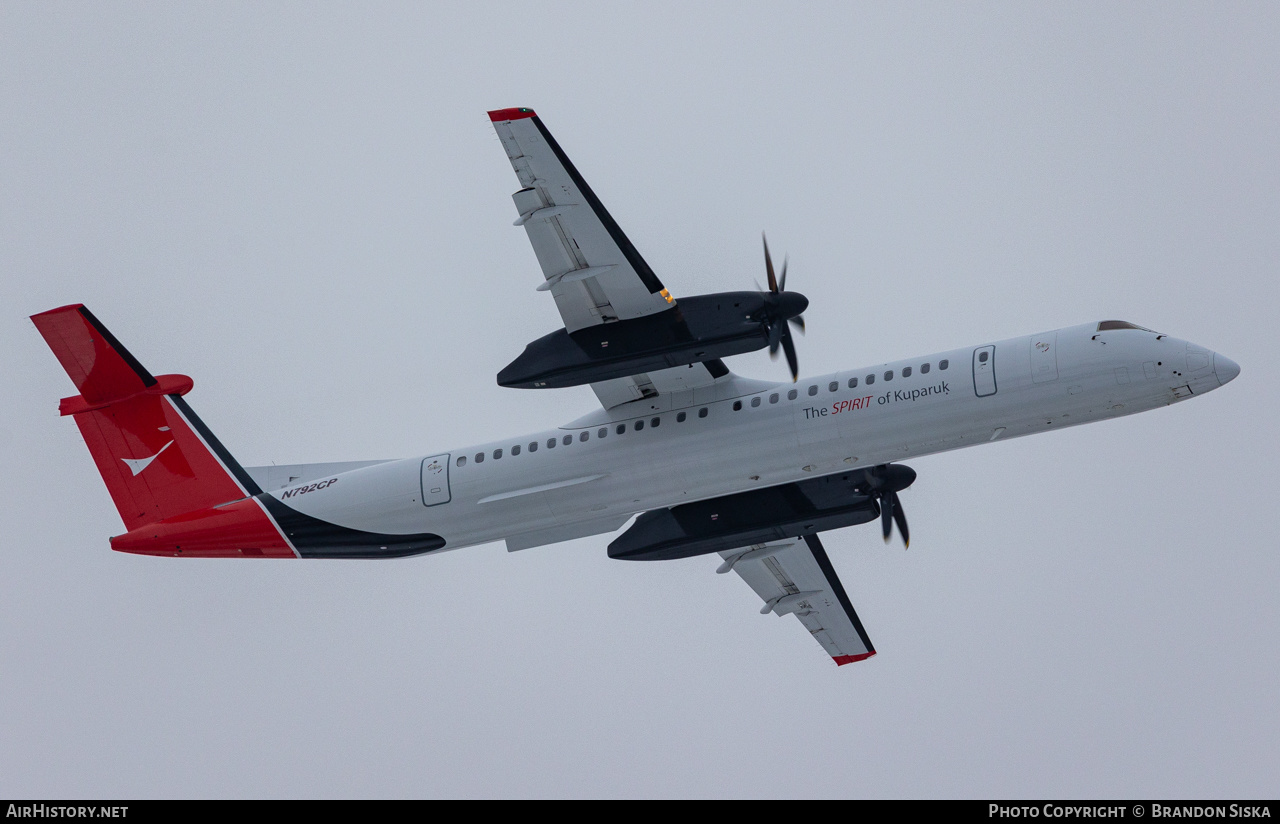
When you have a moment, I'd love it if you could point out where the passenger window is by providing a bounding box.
[598,428,607,439]
[563,434,572,446]
[770,393,779,404]
[616,423,626,434]
[529,441,538,452]
[493,448,502,460]
[698,408,709,418]
[866,374,875,385]
[677,411,687,422]
[921,363,930,374]
[884,370,893,381]
[733,400,742,411]
[808,385,818,396]
[902,366,912,378]
[751,396,761,407]
[456,456,466,467]
[475,452,484,463]
[511,444,521,456]
[828,381,838,392]
[848,377,858,389]
[940,359,949,370]
[547,438,556,449]
[635,420,644,431]
[787,389,797,400]
[579,431,589,442]
[651,417,660,427]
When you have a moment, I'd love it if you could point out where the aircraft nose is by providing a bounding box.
[1214,352,1241,386]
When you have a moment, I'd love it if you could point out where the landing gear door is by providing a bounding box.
[973,346,997,397]
[421,454,451,507]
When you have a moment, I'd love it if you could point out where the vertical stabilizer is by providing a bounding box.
[31,305,266,533]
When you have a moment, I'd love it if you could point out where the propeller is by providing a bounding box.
[861,464,916,549]
[760,233,808,382]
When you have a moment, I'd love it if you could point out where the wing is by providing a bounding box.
[717,534,876,665]
[488,107,674,331]
[489,108,730,409]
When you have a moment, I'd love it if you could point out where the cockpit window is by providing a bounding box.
[1097,320,1156,333]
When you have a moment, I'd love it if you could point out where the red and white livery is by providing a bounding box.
[33,109,1240,665]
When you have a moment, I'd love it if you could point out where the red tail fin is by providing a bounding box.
[32,305,264,532]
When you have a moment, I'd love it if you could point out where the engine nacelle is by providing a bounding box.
[607,468,905,561]
[498,291,806,389]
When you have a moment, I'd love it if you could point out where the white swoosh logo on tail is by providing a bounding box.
[121,440,174,476]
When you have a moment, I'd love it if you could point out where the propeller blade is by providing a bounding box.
[781,328,799,382]
[890,491,910,549]
[758,233,802,381]
[762,233,778,293]
[880,493,893,542]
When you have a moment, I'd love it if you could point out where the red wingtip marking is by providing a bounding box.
[488,107,537,122]
[833,651,877,666]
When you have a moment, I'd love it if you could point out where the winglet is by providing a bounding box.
[488,107,537,122]
[833,651,877,666]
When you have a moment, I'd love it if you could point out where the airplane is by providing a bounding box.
[31,107,1240,666]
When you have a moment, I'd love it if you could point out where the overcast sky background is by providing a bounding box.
[2,2,1277,799]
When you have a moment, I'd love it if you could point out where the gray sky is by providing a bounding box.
[2,2,1277,798]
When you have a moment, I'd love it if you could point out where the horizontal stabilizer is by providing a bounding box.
[33,305,169,404]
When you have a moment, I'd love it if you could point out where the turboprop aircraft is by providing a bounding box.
[32,108,1240,666]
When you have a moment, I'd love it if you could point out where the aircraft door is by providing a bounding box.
[973,346,997,397]
[420,454,451,506]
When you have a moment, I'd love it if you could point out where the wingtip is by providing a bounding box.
[488,107,537,122]
[833,651,876,666]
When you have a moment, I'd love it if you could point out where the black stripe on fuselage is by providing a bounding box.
[802,534,876,654]
[529,116,666,295]
[259,494,446,559]
[166,394,264,497]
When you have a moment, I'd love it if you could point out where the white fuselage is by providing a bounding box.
[265,323,1237,553]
